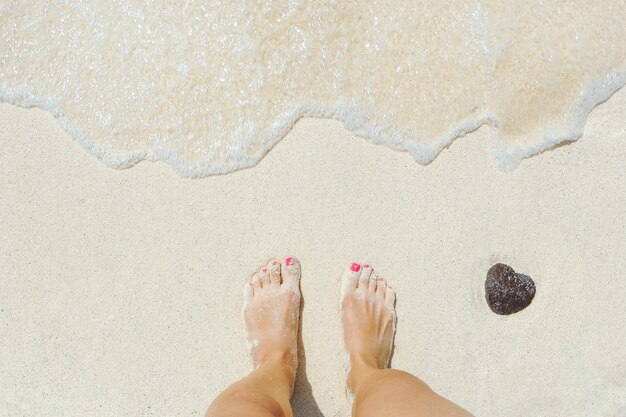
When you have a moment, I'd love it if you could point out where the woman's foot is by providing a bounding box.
[341,263,397,391]
[243,257,302,390]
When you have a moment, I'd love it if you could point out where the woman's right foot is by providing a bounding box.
[341,263,397,390]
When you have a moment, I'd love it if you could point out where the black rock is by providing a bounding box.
[485,263,535,315]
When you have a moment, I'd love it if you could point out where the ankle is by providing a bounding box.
[256,348,295,369]
[256,349,297,387]
[347,354,380,392]
[350,352,382,370]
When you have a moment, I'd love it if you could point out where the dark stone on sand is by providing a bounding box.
[485,263,535,315]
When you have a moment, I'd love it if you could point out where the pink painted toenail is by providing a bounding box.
[351,263,361,272]
[285,257,293,266]
[364,264,370,268]
[376,276,384,281]
[262,268,267,273]
[272,261,278,266]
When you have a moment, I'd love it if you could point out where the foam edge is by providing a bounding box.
[2,67,625,177]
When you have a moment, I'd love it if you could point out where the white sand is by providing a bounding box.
[1,88,625,417]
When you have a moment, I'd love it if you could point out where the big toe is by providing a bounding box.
[281,257,301,290]
[341,262,362,295]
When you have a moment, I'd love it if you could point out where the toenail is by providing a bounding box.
[262,267,267,273]
[285,257,293,266]
[376,276,384,281]
[272,261,278,266]
[364,264,370,268]
[351,263,361,272]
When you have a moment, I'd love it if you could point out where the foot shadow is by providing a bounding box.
[291,295,325,417]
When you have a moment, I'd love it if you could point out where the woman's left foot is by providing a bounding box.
[243,257,302,387]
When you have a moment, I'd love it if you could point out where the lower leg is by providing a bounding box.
[341,263,473,417]
[206,355,293,417]
[206,258,302,417]
[350,363,473,417]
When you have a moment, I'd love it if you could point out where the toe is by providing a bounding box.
[259,267,270,287]
[342,262,361,294]
[243,281,254,302]
[385,286,396,308]
[267,259,281,286]
[375,276,387,299]
[368,273,377,293]
[251,272,263,290]
[368,271,379,293]
[359,264,372,289]
[281,257,301,290]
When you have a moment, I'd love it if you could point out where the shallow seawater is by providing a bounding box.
[1,1,625,176]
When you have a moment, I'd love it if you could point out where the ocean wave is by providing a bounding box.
[1,1,624,177]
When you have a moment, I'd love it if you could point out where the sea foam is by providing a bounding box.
[1,1,625,176]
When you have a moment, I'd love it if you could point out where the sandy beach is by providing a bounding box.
[1,86,625,417]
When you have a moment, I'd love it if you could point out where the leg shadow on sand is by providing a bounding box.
[291,296,325,417]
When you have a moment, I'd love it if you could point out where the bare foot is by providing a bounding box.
[243,257,301,388]
[341,263,397,389]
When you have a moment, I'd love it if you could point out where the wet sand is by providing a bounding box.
[0,88,625,416]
